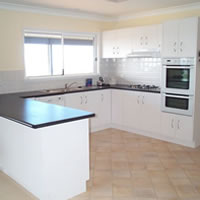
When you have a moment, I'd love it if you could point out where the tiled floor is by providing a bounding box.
[1,128,200,200]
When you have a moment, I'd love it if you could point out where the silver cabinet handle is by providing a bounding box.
[171,119,174,128]
[80,96,83,104]
[173,48,176,52]
[101,94,104,102]
[137,96,140,104]
[142,96,144,104]
[173,42,176,47]
[180,41,183,46]
[85,96,88,104]
[177,120,180,129]
[180,48,183,52]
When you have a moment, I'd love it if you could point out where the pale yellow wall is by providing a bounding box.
[0,9,105,71]
[102,9,200,30]
[1,8,200,71]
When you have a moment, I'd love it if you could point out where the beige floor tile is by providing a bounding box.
[175,185,200,198]
[154,183,178,198]
[90,185,112,197]
[112,161,129,170]
[112,177,133,187]
[113,185,133,198]
[93,170,112,178]
[132,186,156,198]
[2,128,200,200]
[94,160,112,170]
[166,169,187,179]
[112,170,131,178]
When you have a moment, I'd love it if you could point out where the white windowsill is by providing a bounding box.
[24,73,100,81]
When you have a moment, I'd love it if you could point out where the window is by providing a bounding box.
[24,31,97,77]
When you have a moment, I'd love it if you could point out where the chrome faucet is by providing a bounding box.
[65,82,78,89]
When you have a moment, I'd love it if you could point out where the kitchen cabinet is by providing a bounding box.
[131,24,162,52]
[111,89,123,125]
[98,90,111,127]
[102,24,162,58]
[65,90,111,131]
[35,95,65,106]
[112,89,161,134]
[161,112,193,141]
[102,28,132,58]
[162,17,198,57]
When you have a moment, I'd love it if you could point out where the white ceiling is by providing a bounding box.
[1,0,200,17]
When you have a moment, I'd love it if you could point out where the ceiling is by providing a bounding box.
[1,0,200,17]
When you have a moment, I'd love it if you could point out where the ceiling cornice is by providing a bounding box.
[0,2,116,22]
[118,2,200,21]
[0,2,200,22]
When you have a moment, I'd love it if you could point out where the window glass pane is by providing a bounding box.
[63,36,94,74]
[52,44,63,75]
[25,43,50,77]
[24,33,62,77]
[24,32,96,77]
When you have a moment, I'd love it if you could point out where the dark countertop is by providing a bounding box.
[0,84,160,129]
[0,93,95,129]
[20,84,160,98]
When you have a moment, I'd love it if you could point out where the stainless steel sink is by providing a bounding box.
[41,86,83,94]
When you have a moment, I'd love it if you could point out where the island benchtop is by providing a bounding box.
[0,93,95,129]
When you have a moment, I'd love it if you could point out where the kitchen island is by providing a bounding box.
[0,93,94,200]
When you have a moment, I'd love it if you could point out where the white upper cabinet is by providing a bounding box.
[131,24,162,52]
[162,17,198,57]
[102,24,161,58]
[102,28,132,58]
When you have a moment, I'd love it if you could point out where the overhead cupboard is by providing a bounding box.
[102,24,162,58]
[102,17,198,58]
[162,17,198,57]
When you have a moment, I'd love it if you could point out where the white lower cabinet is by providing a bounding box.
[161,112,193,142]
[65,90,111,131]
[112,89,161,134]
[34,89,195,147]
[35,95,65,106]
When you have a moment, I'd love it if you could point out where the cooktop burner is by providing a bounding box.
[129,84,160,90]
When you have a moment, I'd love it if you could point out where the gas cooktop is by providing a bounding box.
[129,84,160,90]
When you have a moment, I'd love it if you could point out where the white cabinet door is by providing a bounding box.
[162,17,198,57]
[85,91,100,130]
[64,93,85,110]
[111,89,123,125]
[179,17,198,57]
[117,28,132,57]
[131,24,162,51]
[98,90,111,127]
[161,112,176,138]
[121,90,141,129]
[175,115,193,141]
[141,93,161,133]
[36,95,64,106]
[162,20,179,57]
[102,30,116,58]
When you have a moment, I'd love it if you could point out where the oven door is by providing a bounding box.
[161,93,193,116]
[162,66,194,95]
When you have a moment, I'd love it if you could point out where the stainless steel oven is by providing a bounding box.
[162,58,195,95]
[161,93,194,116]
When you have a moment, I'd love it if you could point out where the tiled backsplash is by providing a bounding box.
[100,57,162,86]
[0,57,161,93]
[0,70,99,94]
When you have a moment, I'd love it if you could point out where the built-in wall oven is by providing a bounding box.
[162,58,195,95]
[161,58,195,116]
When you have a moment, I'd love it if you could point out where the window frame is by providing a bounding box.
[23,29,99,79]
